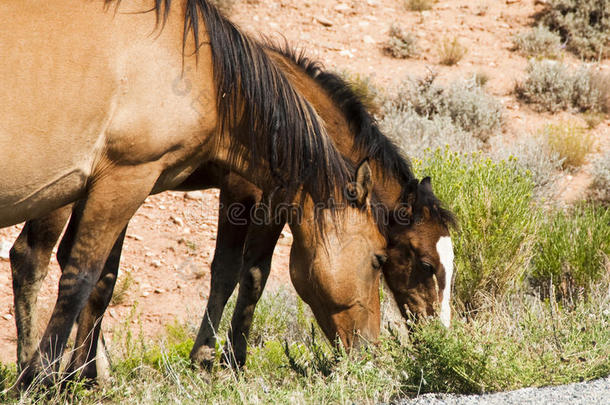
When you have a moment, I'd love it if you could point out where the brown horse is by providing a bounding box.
[10,13,455,383]
[1,0,388,387]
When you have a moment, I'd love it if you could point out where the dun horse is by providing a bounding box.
[0,0,388,387]
[8,1,456,384]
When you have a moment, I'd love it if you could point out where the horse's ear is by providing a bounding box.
[354,160,373,205]
[420,176,433,193]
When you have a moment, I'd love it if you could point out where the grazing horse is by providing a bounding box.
[0,0,388,387]
[10,14,456,384]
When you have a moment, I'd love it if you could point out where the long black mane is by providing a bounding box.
[106,0,351,205]
[269,46,456,228]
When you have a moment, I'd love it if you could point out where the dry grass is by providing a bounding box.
[438,37,467,66]
[404,0,436,12]
[110,271,134,306]
[542,122,595,168]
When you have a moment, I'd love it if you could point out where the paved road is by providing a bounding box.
[399,377,610,405]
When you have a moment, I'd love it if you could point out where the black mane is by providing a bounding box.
[269,46,456,228]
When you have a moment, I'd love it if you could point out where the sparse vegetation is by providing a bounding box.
[537,0,610,60]
[384,23,418,59]
[513,25,563,59]
[542,121,595,168]
[405,0,436,12]
[438,37,467,66]
[516,61,606,113]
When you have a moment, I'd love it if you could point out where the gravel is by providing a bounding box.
[397,377,610,405]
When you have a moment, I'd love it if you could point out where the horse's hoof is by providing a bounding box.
[189,346,216,371]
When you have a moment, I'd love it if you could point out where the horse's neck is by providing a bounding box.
[270,52,404,209]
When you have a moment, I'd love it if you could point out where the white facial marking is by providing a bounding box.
[436,236,454,328]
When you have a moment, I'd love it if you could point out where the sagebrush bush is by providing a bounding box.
[380,108,481,158]
[414,150,539,308]
[492,136,564,197]
[516,61,605,113]
[513,25,563,59]
[405,0,435,11]
[530,204,610,299]
[590,70,610,113]
[538,0,610,60]
[384,23,418,59]
[589,150,610,204]
[438,37,467,66]
[542,121,594,168]
[389,75,503,141]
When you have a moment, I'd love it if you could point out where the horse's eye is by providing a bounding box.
[372,254,387,270]
[422,262,435,274]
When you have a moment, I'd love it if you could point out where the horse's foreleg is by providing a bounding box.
[18,168,155,388]
[224,221,284,368]
[190,189,252,370]
[65,227,126,382]
[10,206,72,370]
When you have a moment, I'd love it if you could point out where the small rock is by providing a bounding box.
[506,0,521,3]
[339,49,354,58]
[151,260,162,268]
[127,234,143,241]
[366,0,377,6]
[170,215,184,227]
[334,3,350,12]
[142,291,150,297]
[2,314,13,321]
[154,288,164,294]
[363,35,375,44]
[184,191,204,200]
[315,16,333,27]
[0,240,11,260]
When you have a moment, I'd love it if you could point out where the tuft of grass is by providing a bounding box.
[513,25,563,59]
[590,70,610,113]
[110,271,134,306]
[414,149,539,309]
[405,0,436,12]
[530,204,610,300]
[516,61,606,113]
[542,121,594,168]
[340,71,382,115]
[384,23,418,59]
[537,0,610,60]
[438,37,467,66]
[588,150,610,204]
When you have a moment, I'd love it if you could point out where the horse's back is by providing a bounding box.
[0,0,216,227]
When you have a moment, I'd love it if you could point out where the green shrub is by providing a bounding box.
[513,25,563,59]
[538,0,610,60]
[414,150,539,308]
[389,75,503,141]
[530,204,610,299]
[542,121,594,168]
[438,37,467,66]
[384,23,418,59]
[589,150,610,204]
[516,61,605,113]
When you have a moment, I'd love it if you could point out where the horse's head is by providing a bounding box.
[289,161,387,349]
[383,177,456,327]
